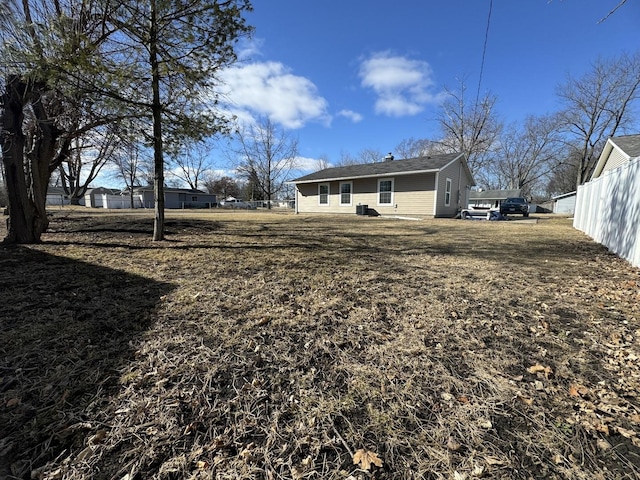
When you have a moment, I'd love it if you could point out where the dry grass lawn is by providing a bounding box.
[1,208,639,479]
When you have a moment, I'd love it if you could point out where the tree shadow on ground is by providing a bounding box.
[0,246,174,479]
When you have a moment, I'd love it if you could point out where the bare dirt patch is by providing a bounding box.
[1,209,639,479]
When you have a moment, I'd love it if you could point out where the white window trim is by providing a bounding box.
[318,183,330,206]
[377,178,394,206]
[445,178,452,207]
[339,181,353,206]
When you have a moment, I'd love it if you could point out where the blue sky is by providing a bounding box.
[215,0,639,173]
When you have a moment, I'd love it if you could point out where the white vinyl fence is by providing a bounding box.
[574,156,640,268]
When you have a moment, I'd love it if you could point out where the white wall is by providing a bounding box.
[554,194,576,214]
[574,156,640,268]
[102,194,143,209]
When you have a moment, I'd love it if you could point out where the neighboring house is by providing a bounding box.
[591,134,640,180]
[467,189,521,209]
[132,186,217,209]
[552,191,577,214]
[84,187,121,208]
[289,153,475,218]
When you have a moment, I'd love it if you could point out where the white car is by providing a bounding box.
[219,199,255,209]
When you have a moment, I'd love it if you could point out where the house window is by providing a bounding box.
[378,178,394,205]
[318,183,329,205]
[445,178,452,206]
[340,181,352,205]
[192,196,198,202]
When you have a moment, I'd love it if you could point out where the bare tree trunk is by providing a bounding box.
[1,76,48,243]
[150,0,165,241]
[1,75,72,244]
[2,77,35,243]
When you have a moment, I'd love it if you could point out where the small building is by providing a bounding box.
[552,191,577,214]
[467,189,521,209]
[85,187,121,208]
[46,187,71,206]
[132,186,217,209]
[289,153,474,218]
[591,134,640,180]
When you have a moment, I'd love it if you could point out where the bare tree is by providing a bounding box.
[545,157,580,198]
[235,118,298,209]
[394,137,435,159]
[169,141,214,190]
[435,79,502,183]
[358,148,385,163]
[313,154,332,171]
[58,127,119,204]
[557,52,640,186]
[491,115,565,198]
[111,129,149,208]
[335,151,360,167]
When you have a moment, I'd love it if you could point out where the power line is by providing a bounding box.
[476,0,493,107]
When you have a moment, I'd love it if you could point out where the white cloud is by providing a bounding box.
[337,109,363,123]
[359,51,442,117]
[294,156,325,172]
[219,61,331,129]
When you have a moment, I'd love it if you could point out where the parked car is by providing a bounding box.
[219,199,256,209]
[500,197,529,217]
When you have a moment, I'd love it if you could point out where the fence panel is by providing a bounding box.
[574,156,640,269]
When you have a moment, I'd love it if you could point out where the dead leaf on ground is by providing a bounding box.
[516,392,534,405]
[527,364,553,378]
[353,448,383,471]
[569,383,589,397]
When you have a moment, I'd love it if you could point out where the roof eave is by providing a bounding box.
[290,168,442,184]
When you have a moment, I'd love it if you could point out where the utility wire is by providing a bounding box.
[476,0,493,107]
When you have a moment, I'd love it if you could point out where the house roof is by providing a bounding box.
[612,134,640,158]
[551,191,577,200]
[290,153,471,184]
[592,134,640,179]
[469,189,521,201]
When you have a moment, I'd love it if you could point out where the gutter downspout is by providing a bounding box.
[433,172,439,217]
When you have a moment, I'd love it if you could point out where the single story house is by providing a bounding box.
[467,189,521,209]
[131,186,217,209]
[552,191,577,214]
[591,134,640,180]
[289,152,475,218]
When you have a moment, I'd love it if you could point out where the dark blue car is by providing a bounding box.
[500,197,529,217]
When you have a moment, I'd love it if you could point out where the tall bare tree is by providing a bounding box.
[357,148,385,163]
[313,154,332,171]
[169,141,214,191]
[235,118,298,209]
[58,126,119,204]
[111,128,150,208]
[394,137,435,159]
[491,115,565,198]
[557,52,640,187]
[434,79,502,184]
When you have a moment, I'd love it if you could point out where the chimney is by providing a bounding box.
[384,152,394,162]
